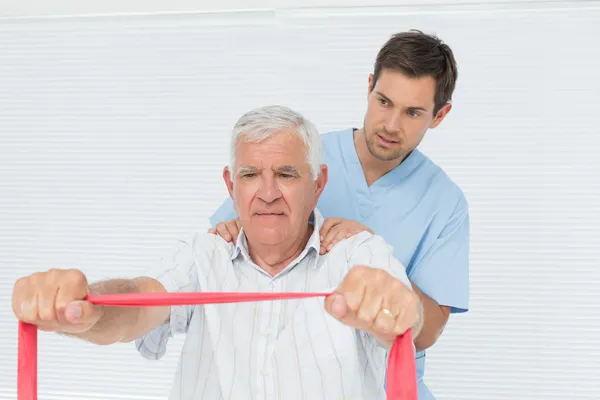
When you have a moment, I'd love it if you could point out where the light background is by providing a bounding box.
[1,1,599,399]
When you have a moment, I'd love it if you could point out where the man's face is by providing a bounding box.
[363,68,451,162]
[224,130,327,246]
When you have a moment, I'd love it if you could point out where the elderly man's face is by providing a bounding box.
[224,130,327,247]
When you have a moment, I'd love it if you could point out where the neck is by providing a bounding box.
[247,226,313,277]
[353,128,407,186]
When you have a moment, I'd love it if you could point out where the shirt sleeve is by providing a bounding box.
[208,197,238,227]
[134,235,200,360]
[347,233,412,289]
[409,195,470,314]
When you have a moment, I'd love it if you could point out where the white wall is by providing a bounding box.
[2,0,590,18]
[1,1,600,399]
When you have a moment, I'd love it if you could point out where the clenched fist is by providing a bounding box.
[12,268,103,334]
[325,265,422,346]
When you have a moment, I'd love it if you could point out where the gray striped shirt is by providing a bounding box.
[135,209,412,400]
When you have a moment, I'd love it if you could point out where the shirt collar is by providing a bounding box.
[231,209,324,268]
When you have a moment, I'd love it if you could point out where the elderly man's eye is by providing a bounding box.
[241,173,257,179]
[279,173,295,179]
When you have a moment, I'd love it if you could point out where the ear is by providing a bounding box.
[429,103,452,129]
[368,73,375,94]
[314,164,328,201]
[223,166,234,199]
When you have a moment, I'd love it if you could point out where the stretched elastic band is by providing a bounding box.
[18,291,417,400]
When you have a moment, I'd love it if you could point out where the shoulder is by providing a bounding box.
[328,231,395,263]
[319,128,355,166]
[320,128,353,147]
[321,127,353,139]
[418,150,469,211]
[169,232,237,264]
[328,232,410,287]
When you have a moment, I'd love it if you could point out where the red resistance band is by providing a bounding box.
[18,291,417,400]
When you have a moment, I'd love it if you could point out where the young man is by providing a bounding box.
[210,30,469,400]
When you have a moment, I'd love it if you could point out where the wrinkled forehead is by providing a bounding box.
[234,132,308,171]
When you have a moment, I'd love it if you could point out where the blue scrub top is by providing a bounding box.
[210,128,470,399]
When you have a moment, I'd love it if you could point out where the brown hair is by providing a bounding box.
[373,30,458,115]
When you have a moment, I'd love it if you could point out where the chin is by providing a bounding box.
[251,226,285,244]
[255,233,286,246]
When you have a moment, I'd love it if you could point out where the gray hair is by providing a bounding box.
[229,105,322,180]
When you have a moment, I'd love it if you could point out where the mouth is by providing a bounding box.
[255,212,285,216]
[376,133,399,145]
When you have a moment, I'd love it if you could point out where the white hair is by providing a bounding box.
[229,105,322,180]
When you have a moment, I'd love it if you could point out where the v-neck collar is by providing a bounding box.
[341,128,425,219]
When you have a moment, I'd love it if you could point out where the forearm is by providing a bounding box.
[411,281,450,352]
[69,277,168,345]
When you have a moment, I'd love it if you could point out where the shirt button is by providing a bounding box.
[265,327,272,336]
[261,369,269,376]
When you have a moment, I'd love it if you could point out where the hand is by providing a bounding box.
[208,218,241,245]
[324,265,421,346]
[319,218,373,254]
[12,268,103,334]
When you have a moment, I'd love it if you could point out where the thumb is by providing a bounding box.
[326,293,348,320]
[64,300,102,326]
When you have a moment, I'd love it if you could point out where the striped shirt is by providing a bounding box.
[135,209,412,400]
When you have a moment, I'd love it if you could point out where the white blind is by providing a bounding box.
[1,2,599,399]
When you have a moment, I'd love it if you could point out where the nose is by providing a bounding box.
[257,175,282,203]
[384,110,403,135]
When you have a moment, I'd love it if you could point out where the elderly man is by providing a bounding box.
[12,105,423,399]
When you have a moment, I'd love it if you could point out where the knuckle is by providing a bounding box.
[47,268,62,283]
[29,271,43,284]
[391,278,404,289]
[374,269,389,282]
[66,269,87,287]
[13,276,27,292]
[351,264,368,276]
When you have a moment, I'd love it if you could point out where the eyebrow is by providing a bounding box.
[237,166,258,175]
[236,165,301,175]
[276,165,301,175]
[375,91,429,112]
